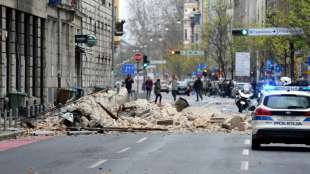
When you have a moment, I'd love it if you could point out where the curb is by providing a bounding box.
[0,130,26,141]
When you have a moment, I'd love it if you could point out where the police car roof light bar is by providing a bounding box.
[262,85,310,92]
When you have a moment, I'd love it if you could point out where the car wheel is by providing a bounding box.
[251,138,261,150]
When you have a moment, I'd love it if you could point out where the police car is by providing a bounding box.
[251,85,310,150]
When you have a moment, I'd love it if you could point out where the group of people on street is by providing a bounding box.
[144,77,162,105]
[124,74,163,105]
[124,74,206,105]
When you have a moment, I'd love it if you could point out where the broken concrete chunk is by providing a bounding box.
[175,97,189,112]
[193,117,210,128]
[157,120,174,126]
[80,116,90,128]
[61,113,74,123]
[31,130,55,136]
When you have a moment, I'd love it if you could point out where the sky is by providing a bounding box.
[119,0,131,43]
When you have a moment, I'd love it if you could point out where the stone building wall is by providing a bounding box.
[0,0,46,106]
[80,0,113,93]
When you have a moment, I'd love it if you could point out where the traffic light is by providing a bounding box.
[143,55,149,69]
[171,50,181,55]
[203,68,208,76]
[232,29,248,36]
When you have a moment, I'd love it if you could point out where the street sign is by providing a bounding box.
[86,35,97,47]
[75,35,88,43]
[235,52,250,76]
[150,60,167,65]
[196,64,207,72]
[122,64,135,75]
[275,64,282,73]
[75,35,97,47]
[180,50,206,56]
[247,28,304,36]
[266,59,273,71]
[134,53,142,62]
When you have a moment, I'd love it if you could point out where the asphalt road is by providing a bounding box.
[1,133,310,174]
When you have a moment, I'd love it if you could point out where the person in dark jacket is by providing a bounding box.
[193,77,203,101]
[154,79,162,105]
[145,77,153,100]
[125,74,134,100]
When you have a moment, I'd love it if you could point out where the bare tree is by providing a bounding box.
[126,0,184,60]
[208,0,232,79]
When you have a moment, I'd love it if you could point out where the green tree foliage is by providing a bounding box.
[288,0,310,48]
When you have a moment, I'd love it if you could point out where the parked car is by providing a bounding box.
[161,81,170,93]
[177,81,189,95]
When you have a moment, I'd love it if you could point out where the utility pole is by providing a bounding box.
[57,8,61,89]
[289,42,295,81]
[111,0,115,86]
[284,48,287,76]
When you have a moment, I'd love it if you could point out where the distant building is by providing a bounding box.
[233,0,266,27]
[183,0,203,46]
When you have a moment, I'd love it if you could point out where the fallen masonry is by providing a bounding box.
[21,88,252,135]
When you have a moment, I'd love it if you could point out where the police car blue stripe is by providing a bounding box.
[254,116,273,121]
[304,118,310,122]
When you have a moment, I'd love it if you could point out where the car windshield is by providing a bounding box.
[264,95,310,109]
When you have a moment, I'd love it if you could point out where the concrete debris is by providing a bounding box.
[27,88,251,134]
[157,120,174,126]
[31,130,55,136]
[67,131,97,136]
[61,113,74,123]
[175,97,189,112]
[222,115,251,131]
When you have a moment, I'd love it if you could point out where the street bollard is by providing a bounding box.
[27,106,31,118]
[30,106,33,117]
[8,109,12,127]
[15,108,19,128]
[39,105,43,113]
[3,110,7,131]
[0,111,2,129]
[34,105,38,117]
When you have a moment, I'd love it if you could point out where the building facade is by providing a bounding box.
[0,0,47,106]
[0,0,115,109]
[233,0,266,27]
[183,0,203,46]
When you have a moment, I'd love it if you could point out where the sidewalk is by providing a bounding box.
[0,129,25,141]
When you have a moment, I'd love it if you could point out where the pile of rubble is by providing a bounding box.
[24,89,251,134]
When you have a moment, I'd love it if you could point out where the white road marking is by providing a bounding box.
[242,149,250,156]
[241,161,249,171]
[136,137,148,144]
[245,139,251,145]
[88,159,107,169]
[117,147,131,153]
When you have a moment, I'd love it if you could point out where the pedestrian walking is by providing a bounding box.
[193,77,203,101]
[144,77,153,100]
[124,74,134,101]
[169,75,178,101]
[154,79,162,105]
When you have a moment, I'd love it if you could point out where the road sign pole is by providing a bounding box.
[136,61,139,96]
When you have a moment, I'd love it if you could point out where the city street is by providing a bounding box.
[1,132,310,174]
[0,0,309,173]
